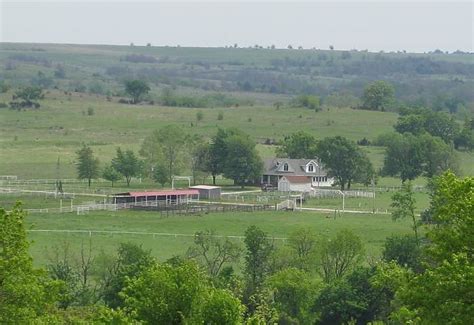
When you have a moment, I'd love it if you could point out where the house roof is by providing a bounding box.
[281,176,312,184]
[115,190,199,197]
[263,158,328,176]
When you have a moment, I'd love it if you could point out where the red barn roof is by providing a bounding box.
[115,189,199,197]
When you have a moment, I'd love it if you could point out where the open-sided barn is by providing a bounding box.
[113,189,199,205]
[189,185,221,200]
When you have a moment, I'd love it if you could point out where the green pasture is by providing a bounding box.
[25,209,416,267]
[0,193,96,209]
[303,191,430,213]
[0,89,399,179]
[1,89,471,185]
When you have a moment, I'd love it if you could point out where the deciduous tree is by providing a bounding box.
[244,226,274,294]
[390,182,419,241]
[361,80,395,111]
[266,268,320,324]
[316,136,373,190]
[111,148,142,186]
[140,125,186,183]
[319,229,364,282]
[277,131,318,158]
[222,133,263,188]
[124,79,150,104]
[0,204,61,323]
[102,164,121,187]
[187,230,241,277]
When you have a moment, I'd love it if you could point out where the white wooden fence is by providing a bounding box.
[309,189,375,199]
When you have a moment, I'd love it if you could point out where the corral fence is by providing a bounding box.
[308,189,375,199]
[130,201,274,217]
[350,185,425,193]
[21,200,274,216]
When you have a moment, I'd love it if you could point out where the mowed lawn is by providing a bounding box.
[25,209,415,266]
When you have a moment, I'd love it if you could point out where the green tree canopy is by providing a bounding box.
[389,173,474,324]
[382,133,425,182]
[140,125,186,183]
[382,234,422,272]
[152,163,169,187]
[206,128,243,185]
[0,204,61,323]
[319,229,365,283]
[101,242,154,309]
[291,94,321,111]
[111,148,142,186]
[124,79,150,104]
[395,109,460,144]
[75,144,100,187]
[382,133,456,181]
[277,131,318,158]
[122,260,244,324]
[391,182,419,241]
[361,80,395,111]
[266,268,320,324]
[244,226,274,295]
[12,86,44,108]
[102,164,121,187]
[187,229,241,278]
[316,136,374,190]
[222,133,263,188]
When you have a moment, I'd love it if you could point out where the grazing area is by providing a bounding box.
[25,209,414,266]
[0,90,399,179]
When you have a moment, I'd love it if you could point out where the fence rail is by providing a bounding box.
[26,229,288,240]
[308,189,375,199]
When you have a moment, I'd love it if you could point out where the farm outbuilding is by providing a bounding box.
[189,185,221,200]
[113,189,199,205]
[278,176,313,192]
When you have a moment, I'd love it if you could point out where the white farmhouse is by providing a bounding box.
[262,158,334,192]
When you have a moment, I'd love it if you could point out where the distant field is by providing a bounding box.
[25,209,415,266]
[1,90,472,183]
[0,90,400,178]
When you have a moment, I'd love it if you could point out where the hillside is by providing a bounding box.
[1,43,473,180]
[1,43,473,112]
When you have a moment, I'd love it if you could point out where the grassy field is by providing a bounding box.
[0,89,400,179]
[1,90,472,180]
[25,209,416,267]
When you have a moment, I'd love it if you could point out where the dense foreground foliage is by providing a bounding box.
[1,172,472,324]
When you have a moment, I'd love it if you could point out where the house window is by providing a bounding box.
[283,163,289,171]
[324,176,327,182]
[308,164,314,172]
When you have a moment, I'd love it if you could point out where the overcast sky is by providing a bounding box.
[1,1,473,53]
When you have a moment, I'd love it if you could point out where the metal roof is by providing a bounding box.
[115,189,199,197]
[189,185,221,190]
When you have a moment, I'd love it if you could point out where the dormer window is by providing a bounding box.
[283,163,289,171]
[308,164,314,172]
